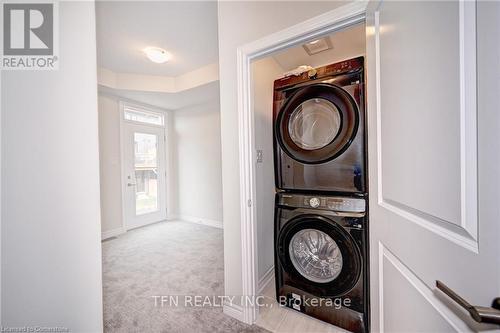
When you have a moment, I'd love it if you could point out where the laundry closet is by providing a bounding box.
[252,22,368,333]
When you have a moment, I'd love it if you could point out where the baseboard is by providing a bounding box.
[177,215,223,229]
[258,265,275,295]
[166,214,179,221]
[125,219,167,232]
[101,227,125,240]
[223,302,244,322]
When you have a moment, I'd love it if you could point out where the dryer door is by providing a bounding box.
[277,214,362,296]
[276,83,359,164]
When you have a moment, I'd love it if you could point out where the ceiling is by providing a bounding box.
[272,23,366,71]
[98,81,220,110]
[96,1,219,76]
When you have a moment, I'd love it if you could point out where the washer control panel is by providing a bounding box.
[309,197,321,208]
[279,193,366,213]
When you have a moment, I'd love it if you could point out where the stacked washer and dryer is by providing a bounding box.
[272,57,369,333]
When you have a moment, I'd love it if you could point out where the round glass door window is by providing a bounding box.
[288,98,341,150]
[276,84,359,164]
[289,228,343,283]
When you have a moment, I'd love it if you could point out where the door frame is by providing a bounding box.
[234,1,368,325]
[119,100,170,231]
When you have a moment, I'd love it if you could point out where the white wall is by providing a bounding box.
[252,58,284,282]
[165,110,177,220]
[98,94,123,235]
[271,22,366,71]
[97,93,222,232]
[218,0,351,304]
[97,94,177,234]
[0,61,2,325]
[172,98,223,225]
[1,2,103,331]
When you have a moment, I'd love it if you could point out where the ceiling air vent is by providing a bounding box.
[302,37,332,55]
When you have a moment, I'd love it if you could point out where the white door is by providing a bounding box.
[122,122,167,229]
[366,1,500,332]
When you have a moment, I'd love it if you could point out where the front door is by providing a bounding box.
[366,1,500,332]
[122,122,167,230]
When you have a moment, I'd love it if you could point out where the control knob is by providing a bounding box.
[309,197,321,208]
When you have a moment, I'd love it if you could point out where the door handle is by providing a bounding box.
[436,280,500,325]
[127,183,136,187]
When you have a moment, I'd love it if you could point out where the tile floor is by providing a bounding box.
[255,278,349,333]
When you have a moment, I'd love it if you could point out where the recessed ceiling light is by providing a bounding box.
[143,47,171,64]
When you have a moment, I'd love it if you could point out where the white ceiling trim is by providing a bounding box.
[98,62,219,93]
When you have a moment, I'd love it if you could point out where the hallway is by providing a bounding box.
[102,221,266,332]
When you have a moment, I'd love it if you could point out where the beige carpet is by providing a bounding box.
[102,221,268,333]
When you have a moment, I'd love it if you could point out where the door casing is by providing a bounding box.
[233,1,367,325]
[119,101,168,231]
[235,1,500,331]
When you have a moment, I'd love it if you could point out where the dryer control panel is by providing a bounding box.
[278,193,366,213]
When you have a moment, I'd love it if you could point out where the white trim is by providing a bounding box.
[223,302,245,322]
[257,265,275,295]
[98,62,219,94]
[374,1,479,253]
[126,219,166,232]
[378,242,473,333]
[121,100,167,128]
[176,215,223,229]
[236,1,367,325]
[119,101,127,233]
[101,227,125,240]
[166,214,179,221]
[119,100,169,231]
[377,240,385,333]
[164,112,173,221]
[0,69,3,324]
[458,0,478,242]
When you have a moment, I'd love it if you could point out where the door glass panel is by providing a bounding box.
[134,132,158,215]
[124,108,164,126]
[289,228,343,283]
[288,98,341,150]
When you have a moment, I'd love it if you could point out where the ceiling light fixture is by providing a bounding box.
[143,47,171,64]
[303,37,333,56]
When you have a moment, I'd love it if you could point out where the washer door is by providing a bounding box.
[289,228,343,283]
[277,214,362,296]
[276,83,359,164]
